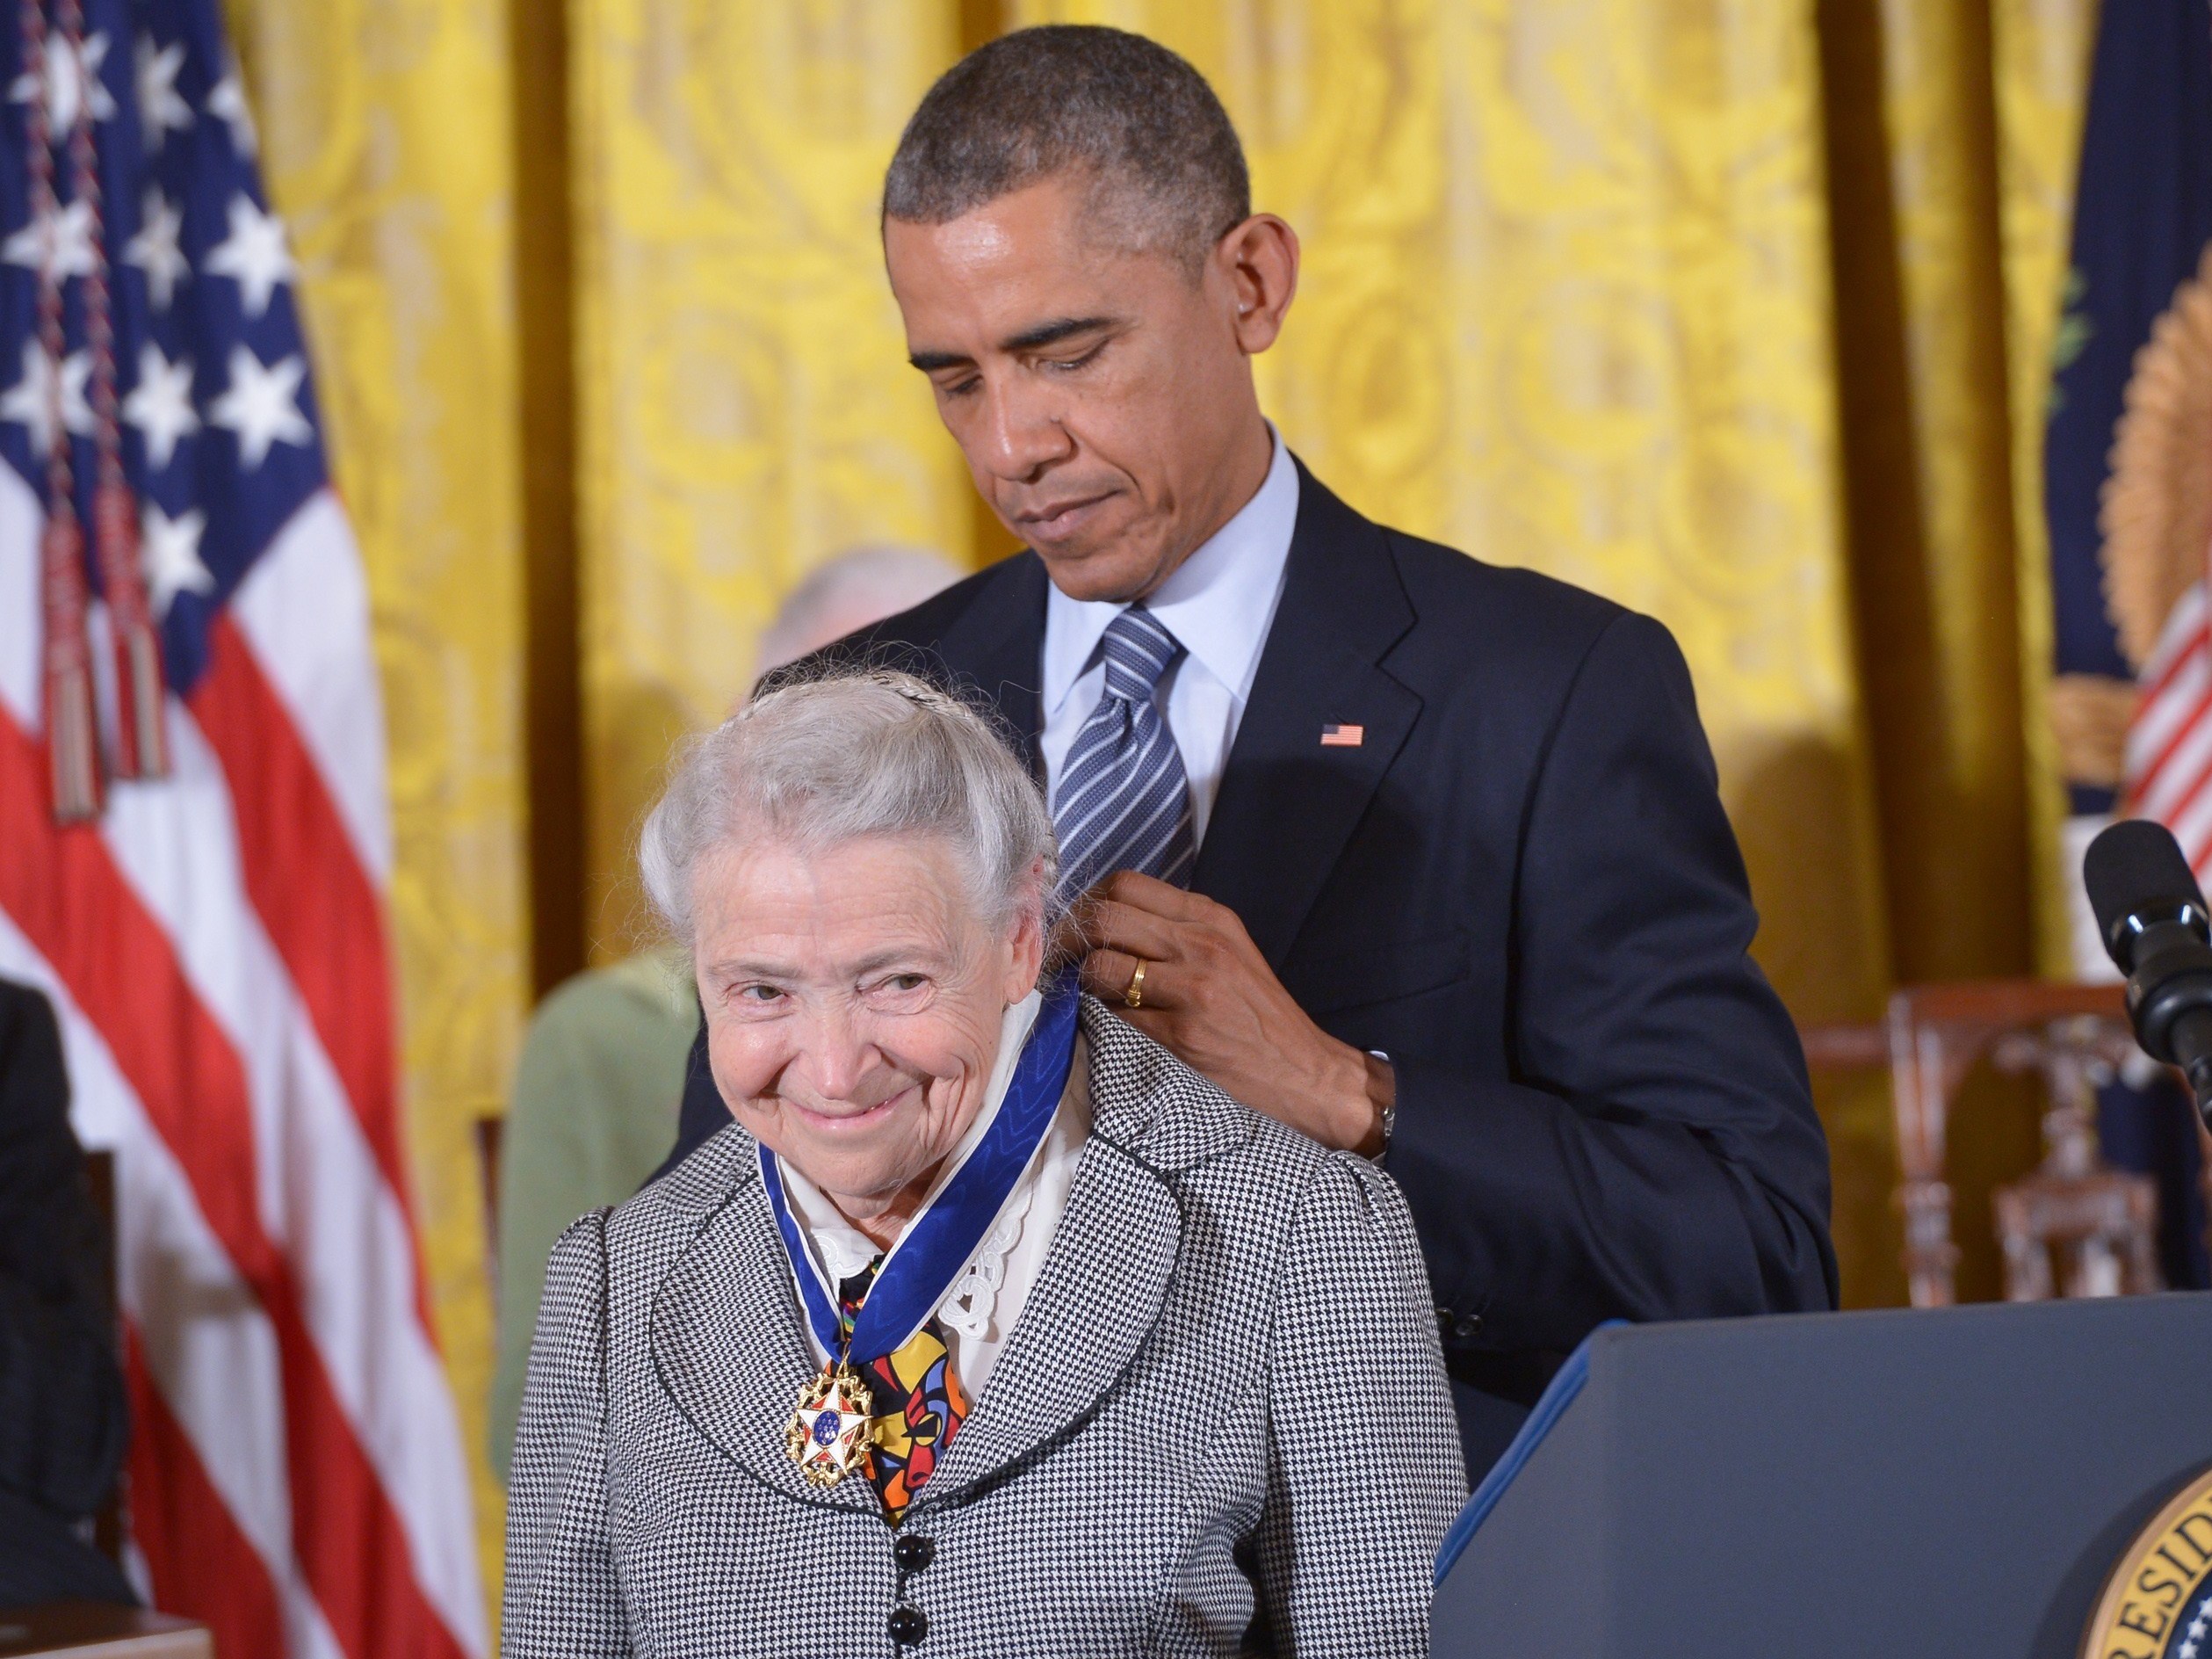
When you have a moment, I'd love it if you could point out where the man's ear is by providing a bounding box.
[1218,214,1299,354]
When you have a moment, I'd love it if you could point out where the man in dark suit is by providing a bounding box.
[662,25,1836,1477]
[0,977,132,1607]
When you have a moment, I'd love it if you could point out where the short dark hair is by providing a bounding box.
[883,25,1251,276]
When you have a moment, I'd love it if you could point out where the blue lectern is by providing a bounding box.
[1432,1293,2212,1657]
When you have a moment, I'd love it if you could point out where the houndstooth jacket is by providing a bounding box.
[502,998,1465,1658]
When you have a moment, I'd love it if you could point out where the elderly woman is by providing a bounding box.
[503,670,1464,1657]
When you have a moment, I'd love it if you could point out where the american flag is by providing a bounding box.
[2125,582,2212,880]
[0,2,483,1656]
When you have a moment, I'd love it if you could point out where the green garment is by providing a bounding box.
[488,948,701,1480]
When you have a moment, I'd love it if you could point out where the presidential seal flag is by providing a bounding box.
[0,3,484,1657]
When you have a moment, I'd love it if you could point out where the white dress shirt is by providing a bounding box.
[1039,429,1299,845]
[778,991,1093,1402]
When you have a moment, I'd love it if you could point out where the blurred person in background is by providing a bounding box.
[0,977,131,1609]
[488,546,961,1479]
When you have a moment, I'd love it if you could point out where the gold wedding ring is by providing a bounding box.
[1124,959,1147,1010]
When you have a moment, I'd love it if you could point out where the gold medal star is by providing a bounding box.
[785,1366,875,1489]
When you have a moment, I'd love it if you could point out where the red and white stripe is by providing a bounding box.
[0,465,484,1659]
[2126,576,2212,878]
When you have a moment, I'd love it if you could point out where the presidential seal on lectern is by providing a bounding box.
[2082,1465,2212,1658]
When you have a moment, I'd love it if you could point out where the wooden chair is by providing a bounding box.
[1984,1017,2162,1300]
[1881,982,2151,1307]
[1796,1021,1888,1075]
[1801,982,2177,1307]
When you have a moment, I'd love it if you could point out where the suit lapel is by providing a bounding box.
[1194,463,1422,966]
[915,1009,1219,1512]
[648,1161,881,1514]
[917,1136,1182,1510]
[929,552,1050,774]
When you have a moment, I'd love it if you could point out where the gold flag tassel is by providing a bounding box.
[40,507,100,821]
[95,481,166,780]
[25,0,170,814]
[20,0,100,822]
[68,0,166,782]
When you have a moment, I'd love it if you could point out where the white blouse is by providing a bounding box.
[777,992,1093,1401]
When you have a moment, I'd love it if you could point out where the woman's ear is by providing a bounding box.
[1004,858,1048,1000]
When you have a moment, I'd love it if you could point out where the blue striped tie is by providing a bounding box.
[1054,607,1197,898]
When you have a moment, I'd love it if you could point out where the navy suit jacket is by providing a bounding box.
[663,462,1838,1477]
[0,978,133,1606]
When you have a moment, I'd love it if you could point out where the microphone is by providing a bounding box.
[2083,818,2212,1127]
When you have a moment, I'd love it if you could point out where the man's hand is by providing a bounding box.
[1055,871,1393,1156]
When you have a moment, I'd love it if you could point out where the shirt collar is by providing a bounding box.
[777,989,1044,1286]
[1041,427,1300,717]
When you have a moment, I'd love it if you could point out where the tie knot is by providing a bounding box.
[1099,606,1182,700]
[837,1256,886,1323]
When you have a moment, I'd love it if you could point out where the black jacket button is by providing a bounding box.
[888,1605,928,1645]
[893,1532,935,1572]
[1452,1314,1483,1343]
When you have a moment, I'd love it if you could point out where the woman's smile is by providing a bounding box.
[781,1080,922,1132]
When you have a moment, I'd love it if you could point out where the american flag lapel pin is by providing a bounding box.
[1320,723,1365,748]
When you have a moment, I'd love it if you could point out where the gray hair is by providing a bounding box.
[882,25,1250,277]
[640,667,1058,946]
[757,545,965,674]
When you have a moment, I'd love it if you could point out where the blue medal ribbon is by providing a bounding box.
[761,970,1081,1366]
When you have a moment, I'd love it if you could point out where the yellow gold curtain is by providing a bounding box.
[1993,0,2100,978]
[1816,0,2100,1298]
[228,0,2104,1614]
[567,0,977,960]
[226,0,526,1608]
[1824,0,2031,994]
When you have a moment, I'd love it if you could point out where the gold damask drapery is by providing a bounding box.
[224,0,524,1611]
[228,0,2101,1620]
[567,1,976,961]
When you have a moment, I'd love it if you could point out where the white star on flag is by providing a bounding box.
[135,36,192,151]
[124,190,188,310]
[0,339,92,456]
[209,344,309,467]
[4,199,96,284]
[141,502,212,619]
[124,343,198,469]
[206,66,257,156]
[204,193,295,318]
[10,31,114,130]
